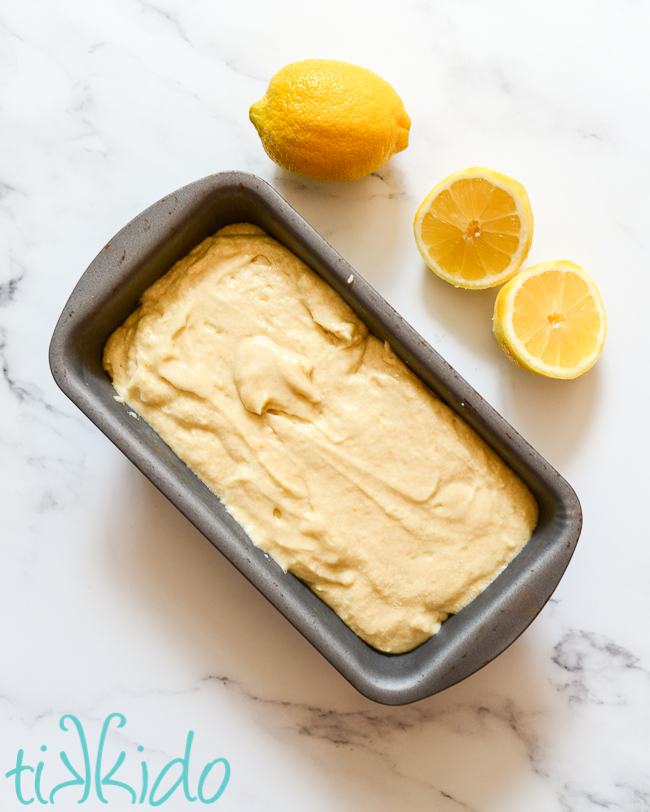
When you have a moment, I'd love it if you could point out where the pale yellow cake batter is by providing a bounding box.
[104,224,538,653]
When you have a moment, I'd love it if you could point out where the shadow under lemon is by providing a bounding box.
[500,361,602,472]
[420,261,500,362]
[269,161,411,294]
[420,262,601,470]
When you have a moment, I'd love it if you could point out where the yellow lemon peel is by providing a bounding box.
[250,59,410,182]
[493,261,607,379]
[414,167,533,289]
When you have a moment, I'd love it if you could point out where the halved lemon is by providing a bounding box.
[414,167,534,289]
[493,261,607,379]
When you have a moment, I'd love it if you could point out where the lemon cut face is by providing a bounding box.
[414,168,534,289]
[493,261,607,379]
[249,59,411,182]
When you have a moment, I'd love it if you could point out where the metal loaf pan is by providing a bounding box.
[49,171,582,705]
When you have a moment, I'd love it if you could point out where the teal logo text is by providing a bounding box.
[5,713,230,805]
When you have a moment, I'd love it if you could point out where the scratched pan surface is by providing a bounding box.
[49,171,582,705]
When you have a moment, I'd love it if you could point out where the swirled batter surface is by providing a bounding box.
[104,224,538,653]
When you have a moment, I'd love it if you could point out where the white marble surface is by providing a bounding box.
[2,0,649,808]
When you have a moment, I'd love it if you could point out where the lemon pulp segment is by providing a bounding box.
[414,168,533,289]
[493,261,607,379]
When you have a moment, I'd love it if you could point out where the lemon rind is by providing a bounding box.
[249,60,411,183]
[414,167,534,290]
[493,261,607,379]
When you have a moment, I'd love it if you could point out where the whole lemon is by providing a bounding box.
[249,59,411,182]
